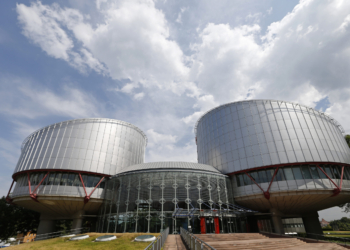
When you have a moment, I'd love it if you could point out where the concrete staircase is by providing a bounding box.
[194,233,347,250]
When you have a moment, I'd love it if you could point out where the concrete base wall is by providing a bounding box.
[37,215,55,235]
[302,211,323,235]
[270,208,284,234]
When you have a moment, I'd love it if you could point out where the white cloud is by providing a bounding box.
[134,92,145,100]
[0,76,101,119]
[146,129,177,148]
[16,2,106,74]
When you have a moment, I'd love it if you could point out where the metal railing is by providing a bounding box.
[180,227,216,250]
[144,227,169,250]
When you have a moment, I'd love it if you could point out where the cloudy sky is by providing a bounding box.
[1,0,350,221]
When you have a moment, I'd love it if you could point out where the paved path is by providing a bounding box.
[163,235,187,250]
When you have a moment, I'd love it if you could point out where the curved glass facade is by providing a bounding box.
[11,171,107,199]
[97,169,234,234]
[234,164,350,187]
[14,118,147,176]
[195,100,350,174]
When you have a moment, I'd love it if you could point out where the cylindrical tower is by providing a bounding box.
[7,118,147,234]
[195,100,350,233]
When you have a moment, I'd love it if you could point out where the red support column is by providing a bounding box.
[200,217,206,234]
[214,217,220,234]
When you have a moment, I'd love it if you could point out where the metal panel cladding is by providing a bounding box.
[14,118,147,176]
[195,100,350,174]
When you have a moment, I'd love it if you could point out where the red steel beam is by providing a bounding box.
[79,173,88,197]
[6,179,15,204]
[84,177,105,204]
[244,172,264,192]
[339,166,344,190]
[30,172,50,202]
[27,172,32,194]
[316,165,341,197]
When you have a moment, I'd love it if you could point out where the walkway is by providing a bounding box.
[163,235,187,250]
[194,233,347,250]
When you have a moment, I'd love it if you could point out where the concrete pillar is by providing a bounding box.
[37,214,55,235]
[270,208,284,234]
[302,211,323,235]
[72,210,85,232]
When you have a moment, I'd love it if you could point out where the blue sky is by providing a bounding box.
[1,0,350,221]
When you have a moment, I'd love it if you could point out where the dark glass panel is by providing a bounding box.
[67,173,76,186]
[332,166,341,179]
[275,168,285,181]
[61,173,68,186]
[283,168,294,180]
[310,166,320,179]
[337,166,347,180]
[250,172,260,183]
[87,175,95,188]
[73,174,81,187]
[324,166,334,178]
[236,175,242,187]
[54,173,62,185]
[266,169,275,182]
[258,170,268,183]
[292,167,303,180]
[301,165,312,179]
[47,173,56,185]
[243,174,252,185]
[317,166,328,179]
[93,176,101,187]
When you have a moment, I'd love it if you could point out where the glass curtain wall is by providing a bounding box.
[234,164,350,187]
[96,170,233,234]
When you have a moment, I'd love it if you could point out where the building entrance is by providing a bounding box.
[200,217,220,234]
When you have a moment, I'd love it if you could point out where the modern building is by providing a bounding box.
[6,99,350,235]
[6,118,147,234]
[195,99,350,234]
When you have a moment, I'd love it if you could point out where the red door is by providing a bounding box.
[214,217,220,234]
[200,217,206,234]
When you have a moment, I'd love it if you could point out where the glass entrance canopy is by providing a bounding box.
[96,162,250,234]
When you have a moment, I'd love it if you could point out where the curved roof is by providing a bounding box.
[116,161,222,176]
[194,99,345,136]
[21,118,147,149]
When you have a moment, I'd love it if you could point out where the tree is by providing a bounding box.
[330,217,350,231]
[338,135,350,212]
[0,196,40,240]
[345,135,350,148]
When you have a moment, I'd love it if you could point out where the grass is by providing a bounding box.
[323,231,350,234]
[9,232,160,250]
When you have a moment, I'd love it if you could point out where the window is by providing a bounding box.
[243,174,252,185]
[258,170,268,183]
[53,173,62,185]
[332,166,341,179]
[275,168,285,181]
[292,167,303,180]
[283,168,294,181]
[317,167,328,179]
[310,166,320,179]
[301,166,312,179]
[324,166,334,178]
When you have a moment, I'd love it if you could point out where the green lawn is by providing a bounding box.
[323,231,350,234]
[10,233,160,250]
